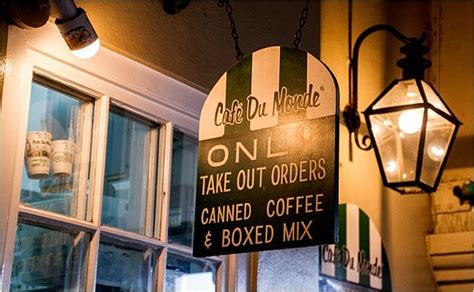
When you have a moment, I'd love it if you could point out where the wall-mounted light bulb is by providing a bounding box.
[406,83,418,99]
[398,109,422,134]
[372,124,381,136]
[427,140,446,162]
[386,160,397,173]
[55,7,100,59]
[71,38,100,59]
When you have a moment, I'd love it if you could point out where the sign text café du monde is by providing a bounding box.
[193,46,339,257]
[201,85,328,243]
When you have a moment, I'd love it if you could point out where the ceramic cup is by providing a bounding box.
[25,131,52,179]
[51,140,75,177]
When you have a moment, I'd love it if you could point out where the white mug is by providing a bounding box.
[25,131,52,179]
[51,140,75,177]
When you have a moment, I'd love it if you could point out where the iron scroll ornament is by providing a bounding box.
[343,24,430,151]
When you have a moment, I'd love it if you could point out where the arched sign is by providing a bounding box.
[193,46,339,257]
[320,203,392,291]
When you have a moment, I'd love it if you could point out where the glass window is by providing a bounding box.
[101,107,159,235]
[168,130,198,246]
[21,79,93,219]
[96,241,157,291]
[10,222,89,291]
[10,72,226,291]
[165,253,216,292]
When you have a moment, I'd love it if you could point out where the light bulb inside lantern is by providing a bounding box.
[427,140,446,162]
[406,83,418,99]
[398,109,422,134]
[372,124,381,136]
[386,160,397,173]
[71,39,100,59]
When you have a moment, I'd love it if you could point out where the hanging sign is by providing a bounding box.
[193,46,339,257]
[319,203,392,291]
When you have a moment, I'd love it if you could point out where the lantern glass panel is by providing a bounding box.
[373,79,423,110]
[369,108,424,183]
[420,81,450,114]
[420,109,456,187]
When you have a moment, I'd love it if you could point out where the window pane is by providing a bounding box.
[96,242,156,291]
[165,253,216,292]
[168,131,198,247]
[102,107,158,234]
[21,80,92,218]
[10,223,89,291]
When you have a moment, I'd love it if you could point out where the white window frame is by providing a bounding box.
[0,22,235,291]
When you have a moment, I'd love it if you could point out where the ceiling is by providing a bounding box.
[77,0,320,93]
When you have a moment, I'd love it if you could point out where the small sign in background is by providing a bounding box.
[319,203,392,291]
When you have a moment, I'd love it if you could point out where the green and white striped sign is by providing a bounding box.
[320,203,392,290]
[194,46,339,257]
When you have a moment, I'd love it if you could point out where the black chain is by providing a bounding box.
[218,0,310,59]
[218,0,244,60]
[293,0,310,50]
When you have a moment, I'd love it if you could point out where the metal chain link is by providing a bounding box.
[293,0,310,50]
[218,0,310,59]
[218,0,244,60]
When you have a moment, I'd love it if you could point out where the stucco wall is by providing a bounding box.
[438,1,474,169]
[0,20,8,289]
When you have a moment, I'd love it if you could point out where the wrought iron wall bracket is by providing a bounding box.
[343,24,430,151]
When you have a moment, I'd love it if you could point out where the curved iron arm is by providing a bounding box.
[344,24,424,151]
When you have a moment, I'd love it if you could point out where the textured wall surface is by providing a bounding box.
[0,20,7,290]
[77,1,320,92]
[257,246,319,292]
[438,1,474,169]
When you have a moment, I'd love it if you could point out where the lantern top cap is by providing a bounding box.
[396,35,432,79]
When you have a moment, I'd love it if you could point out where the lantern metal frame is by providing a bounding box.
[343,24,462,194]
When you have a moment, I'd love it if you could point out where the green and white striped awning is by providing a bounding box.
[199,46,338,141]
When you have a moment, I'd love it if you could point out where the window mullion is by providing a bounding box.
[85,94,109,292]
[18,205,98,233]
[155,122,174,291]
[156,246,168,292]
[71,231,90,292]
[156,122,174,241]
[225,255,237,292]
[100,225,167,250]
[145,128,159,238]
[74,102,94,220]
[88,94,110,225]
[85,229,101,292]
